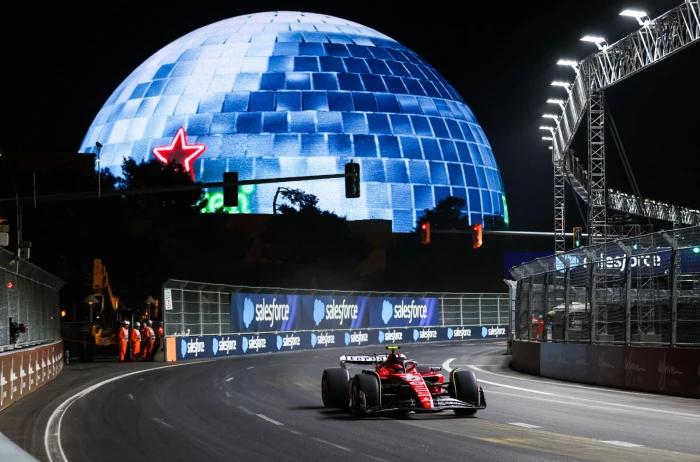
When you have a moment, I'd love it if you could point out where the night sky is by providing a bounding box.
[2,0,697,231]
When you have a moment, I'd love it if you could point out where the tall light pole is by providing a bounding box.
[95,142,103,199]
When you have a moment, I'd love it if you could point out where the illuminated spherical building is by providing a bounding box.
[80,12,507,231]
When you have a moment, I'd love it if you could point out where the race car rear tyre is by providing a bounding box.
[350,373,380,416]
[450,369,479,416]
[322,368,350,409]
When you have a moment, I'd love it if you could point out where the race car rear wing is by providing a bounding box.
[339,354,405,368]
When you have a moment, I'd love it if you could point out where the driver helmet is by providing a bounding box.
[134,321,141,328]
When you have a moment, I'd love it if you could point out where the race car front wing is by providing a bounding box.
[365,389,487,414]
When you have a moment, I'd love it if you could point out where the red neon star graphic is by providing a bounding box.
[152,127,205,181]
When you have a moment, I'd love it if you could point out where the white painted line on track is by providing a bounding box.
[312,437,351,452]
[225,377,234,382]
[361,454,391,462]
[256,413,284,426]
[442,358,456,372]
[600,440,643,448]
[152,417,174,429]
[486,390,700,419]
[479,378,555,395]
[225,391,232,398]
[443,359,553,396]
[467,365,700,401]
[509,422,542,429]
[237,405,254,415]
[445,358,700,419]
[247,366,255,370]
[288,429,303,436]
[44,361,214,462]
[127,393,134,401]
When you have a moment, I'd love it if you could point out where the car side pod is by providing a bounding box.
[449,368,485,416]
[322,367,350,409]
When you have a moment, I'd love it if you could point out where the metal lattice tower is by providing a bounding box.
[546,1,700,251]
[587,89,607,244]
[553,157,566,253]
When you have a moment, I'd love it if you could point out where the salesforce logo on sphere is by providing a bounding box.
[80,11,507,232]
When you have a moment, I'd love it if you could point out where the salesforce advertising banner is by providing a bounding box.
[304,296,370,330]
[176,325,508,361]
[231,293,438,332]
[231,293,301,332]
[369,297,439,328]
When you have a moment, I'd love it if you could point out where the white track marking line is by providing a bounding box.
[152,417,174,429]
[509,422,542,429]
[237,405,254,415]
[288,429,303,436]
[127,393,134,401]
[443,359,553,396]
[486,390,700,419]
[600,440,643,448]
[247,366,255,370]
[467,365,699,401]
[450,362,700,419]
[256,413,284,426]
[479,378,554,395]
[361,454,391,462]
[225,377,234,382]
[312,437,351,452]
[442,358,456,372]
[225,391,232,398]
[44,361,213,462]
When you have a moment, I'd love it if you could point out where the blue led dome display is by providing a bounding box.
[80,12,507,231]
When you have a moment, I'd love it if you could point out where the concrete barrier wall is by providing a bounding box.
[512,340,700,398]
[0,341,63,412]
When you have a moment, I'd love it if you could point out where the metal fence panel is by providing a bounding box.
[162,282,509,337]
[510,225,700,347]
[0,247,63,349]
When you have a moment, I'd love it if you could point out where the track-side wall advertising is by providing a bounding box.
[172,292,506,360]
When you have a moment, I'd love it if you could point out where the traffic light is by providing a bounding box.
[472,223,483,249]
[573,226,583,248]
[345,162,360,198]
[60,309,67,318]
[419,221,431,245]
[223,171,238,207]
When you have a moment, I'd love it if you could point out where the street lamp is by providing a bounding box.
[620,9,650,26]
[580,35,608,50]
[542,136,553,141]
[542,113,559,121]
[539,125,555,134]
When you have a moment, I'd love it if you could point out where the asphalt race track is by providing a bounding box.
[41,342,700,461]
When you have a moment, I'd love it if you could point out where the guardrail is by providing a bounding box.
[162,280,509,361]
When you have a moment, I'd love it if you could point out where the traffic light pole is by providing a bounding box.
[431,229,588,238]
[0,172,348,205]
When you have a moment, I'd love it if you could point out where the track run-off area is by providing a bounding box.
[37,341,700,461]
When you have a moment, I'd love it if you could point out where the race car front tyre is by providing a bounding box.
[450,369,480,416]
[322,368,350,409]
[350,373,380,416]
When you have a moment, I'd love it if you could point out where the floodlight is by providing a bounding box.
[581,35,608,50]
[620,9,650,26]
[551,81,571,90]
[557,59,578,70]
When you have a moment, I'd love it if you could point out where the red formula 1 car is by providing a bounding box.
[321,346,486,416]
